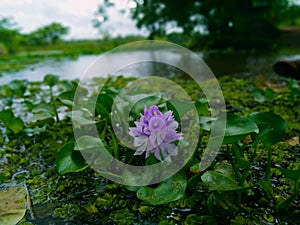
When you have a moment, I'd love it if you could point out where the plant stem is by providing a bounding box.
[50,87,59,122]
[265,147,272,182]
[240,144,258,186]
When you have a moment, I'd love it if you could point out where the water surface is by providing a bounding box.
[1,51,300,84]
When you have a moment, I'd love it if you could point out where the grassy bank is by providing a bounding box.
[0,36,146,75]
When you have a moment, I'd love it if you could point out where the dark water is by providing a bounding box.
[1,51,300,84]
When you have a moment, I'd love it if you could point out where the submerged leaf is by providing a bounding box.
[0,183,27,225]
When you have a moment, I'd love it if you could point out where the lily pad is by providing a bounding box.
[136,170,187,205]
[0,183,27,225]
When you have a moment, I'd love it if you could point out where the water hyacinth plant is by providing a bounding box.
[129,105,183,162]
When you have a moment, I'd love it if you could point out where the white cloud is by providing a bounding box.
[0,0,148,39]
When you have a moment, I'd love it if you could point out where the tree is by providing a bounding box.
[0,17,21,53]
[28,22,69,45]
[92,2,114,40]
[127,0,289,49]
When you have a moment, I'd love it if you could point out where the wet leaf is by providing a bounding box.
[0,183,27,225]
[56,142,88,174]
[95,93,115,119]
[137,170,187,205]
[201,161,247,191]
[201,171,242,191]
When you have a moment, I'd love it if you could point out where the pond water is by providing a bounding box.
[1,50,300,84]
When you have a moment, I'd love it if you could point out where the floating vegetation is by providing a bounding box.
[0,74,299,224]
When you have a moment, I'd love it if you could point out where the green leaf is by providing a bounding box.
[129,93,162,116]
[211,114,259,144]
[0,110,13,122]
[201,171,242,191]
[44,74,59,87]
[231,143,251,169]
[201,161,247,191]
[0,171,11,182]
[0,85,12,97]
[66,111,96,126]
[57,90,75,107]
[279,168,300,182]
[0,183,27,225]
[136,170,187,205]
[74,136,103,151]
[248,112,286,147]
[194,97,210,115]
[56,142,88,175]
[6,117,24,134]
[0,110,24,134]
[7,79,28,97]
[32,103,56,115]
[30,111,53,122]
[167,100,195,122]
[213,161,235,178]
[92,93,115,119]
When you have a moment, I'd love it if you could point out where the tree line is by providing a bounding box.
[1,0,300,54]
[0,17,69,54]
[98,0,300,50]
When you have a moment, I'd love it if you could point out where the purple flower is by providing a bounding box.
[129,105,183,162]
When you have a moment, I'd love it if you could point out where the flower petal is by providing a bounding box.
[134,141,148,155]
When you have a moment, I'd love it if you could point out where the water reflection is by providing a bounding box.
[1,50,299,84]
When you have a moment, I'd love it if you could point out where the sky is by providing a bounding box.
[0,0,149,40]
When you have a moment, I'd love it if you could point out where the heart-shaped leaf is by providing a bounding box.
[211,114,259,144]
[136,170,186,205]
[56,142,88,174]
[248,112,286,147]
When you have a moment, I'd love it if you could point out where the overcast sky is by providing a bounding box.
[0,0,148,39]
